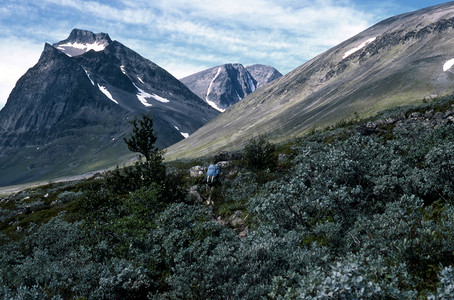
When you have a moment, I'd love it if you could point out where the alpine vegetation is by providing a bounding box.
[1,95,454,299]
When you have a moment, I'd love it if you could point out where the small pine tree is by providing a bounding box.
[124,112,160,163]
[123,112,166,188]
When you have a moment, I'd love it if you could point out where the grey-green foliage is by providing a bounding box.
[2,102,454,299]
[243,135,277,172]
[299,262,384,299]
[246,122,454,297]
[53,190,83,205]
[422,141,454,199]
[429,266,454,300]
[0,284,58,300]
[0,214,83,298]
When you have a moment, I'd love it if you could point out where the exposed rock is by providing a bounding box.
[357,106,454,136]
[410,112,422,119]
[229,210,246,227]
[188,185,204,204]
[245,64,283,88]
[278,153,290,162]
[216,216,228,226]
[189,166,205,177]
[425,110,435,118]
[216,161,229,168]
[239,226,248,238]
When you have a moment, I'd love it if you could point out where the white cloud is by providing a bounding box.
[0,0,401,109]
[36,0,380,75]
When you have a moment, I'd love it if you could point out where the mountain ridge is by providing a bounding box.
[166,2,454,160]
[0,29,219,186]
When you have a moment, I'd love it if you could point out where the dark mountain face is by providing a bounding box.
[0,29,219,186]
[180,63,282,111]
[0,43,122,144]
[166,2,454,160]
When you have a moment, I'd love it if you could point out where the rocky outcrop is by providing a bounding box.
[356,105,454,135]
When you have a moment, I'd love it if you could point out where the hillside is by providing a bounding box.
[0,95,453,298]
[166,2,454,160]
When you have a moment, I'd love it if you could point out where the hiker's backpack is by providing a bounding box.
[206,164,220,184]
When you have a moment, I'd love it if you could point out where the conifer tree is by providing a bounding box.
[123,112,166,185]
[124,112,160,163]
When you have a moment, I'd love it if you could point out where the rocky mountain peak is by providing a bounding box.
[39,43,70,63]
[53,29,112,57]
[181,63,282,112]
[68,28,111,43]
[0,29,219,186]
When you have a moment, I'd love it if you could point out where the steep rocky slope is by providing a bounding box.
[0,29,219,186]
[166,2,454,159]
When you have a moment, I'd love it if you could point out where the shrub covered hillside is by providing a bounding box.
[1,96,454,299]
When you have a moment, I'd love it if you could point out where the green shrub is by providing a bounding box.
[242,135,277,172]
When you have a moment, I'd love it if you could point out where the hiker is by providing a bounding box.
[206,163,221,204]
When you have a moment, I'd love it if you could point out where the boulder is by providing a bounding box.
[188,185,204,203]
[278,153,290,162]
[189,166,205,177]
[239,226,248,238]
[216,161,230,168]
[229,210,246,227]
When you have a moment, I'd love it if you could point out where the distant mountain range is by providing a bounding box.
[180,63,282,111]
[3,2,454,186]
[166,2,454,159]
[0,29,219,186]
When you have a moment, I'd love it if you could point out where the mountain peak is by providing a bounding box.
[181,63,282,111]
[39,42,72,63]
[53,29,112,57]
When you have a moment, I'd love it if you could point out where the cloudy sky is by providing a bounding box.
[0,0,450,109]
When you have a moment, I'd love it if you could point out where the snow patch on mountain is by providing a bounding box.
[236,91,241,101]
[56,41,108,57]
[97,84,118,104]
[132,83,170,105]
[120,65,126,74]
[152,94,170,103]
[206,98,225,112]
[206,67,226,112]
[247,73,256,92]
[174,126,189,138]
[443,59,454,71]
[84,69,95,85]
[133,83,153,107]
[343,37,376,59]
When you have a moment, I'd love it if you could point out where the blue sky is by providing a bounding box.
[0,0,451,108]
